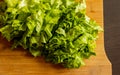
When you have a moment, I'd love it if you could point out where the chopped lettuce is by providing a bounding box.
[0,0,102,68]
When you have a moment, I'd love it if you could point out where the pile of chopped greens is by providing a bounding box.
[0,0,102,68]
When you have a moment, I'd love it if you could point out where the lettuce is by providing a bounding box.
[0,0,102,68]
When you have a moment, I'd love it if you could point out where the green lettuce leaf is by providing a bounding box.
[0,0,102,68]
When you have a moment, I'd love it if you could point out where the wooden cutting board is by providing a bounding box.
[0,0,112,75]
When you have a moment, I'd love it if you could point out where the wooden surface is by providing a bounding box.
[0,0,112,75]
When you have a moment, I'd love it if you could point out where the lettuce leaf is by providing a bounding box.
[0,0,102,68]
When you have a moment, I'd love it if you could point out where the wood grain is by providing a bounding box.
[0,0,112,75]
